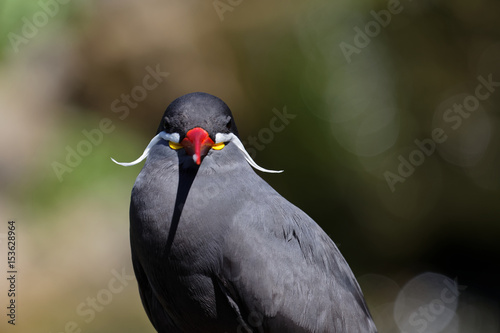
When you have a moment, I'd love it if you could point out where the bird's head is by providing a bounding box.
[112,92,282,173]
[157,92,238,166]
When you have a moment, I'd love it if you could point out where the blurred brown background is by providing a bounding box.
[1,0,499,332]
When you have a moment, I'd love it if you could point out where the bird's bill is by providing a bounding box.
[181,127,216,165]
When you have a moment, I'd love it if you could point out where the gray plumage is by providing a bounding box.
[128,92,377,332]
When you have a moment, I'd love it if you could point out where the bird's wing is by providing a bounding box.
[131,251,181,333]
[219,192,377,333]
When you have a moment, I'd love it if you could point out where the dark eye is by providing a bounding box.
[163,119,169,129]
[226,119,232,130]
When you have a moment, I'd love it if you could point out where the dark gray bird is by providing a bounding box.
[113,92,377,333]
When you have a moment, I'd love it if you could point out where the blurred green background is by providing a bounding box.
[1,0,499,332]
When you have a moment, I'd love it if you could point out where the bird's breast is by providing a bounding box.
[130,169,236,273]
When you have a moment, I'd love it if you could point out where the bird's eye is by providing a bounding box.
[226,120,232,131]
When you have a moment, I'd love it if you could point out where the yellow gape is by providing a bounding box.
[169,141,183,150]
[169,141,225,150]
[211,142,225,150]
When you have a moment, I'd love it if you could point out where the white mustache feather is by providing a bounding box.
[215,133,283,174]
[111,131,283,174]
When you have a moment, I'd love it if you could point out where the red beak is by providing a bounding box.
[181,127,215,165]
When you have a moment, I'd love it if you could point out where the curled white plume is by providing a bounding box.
[216,133,283,174]
[111,130,283,174]
[111,132,180,167]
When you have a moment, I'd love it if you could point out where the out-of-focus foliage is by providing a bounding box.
[1,0,499,332]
